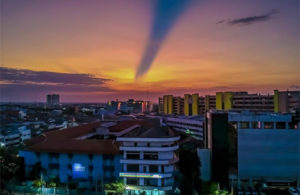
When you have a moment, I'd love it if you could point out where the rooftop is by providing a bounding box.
[24,121,120,155]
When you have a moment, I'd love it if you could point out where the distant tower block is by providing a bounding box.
[46,94,60,105]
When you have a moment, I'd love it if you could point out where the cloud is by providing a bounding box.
[289,85,300,89]
[0,67,114,101]
[216,20,224,24]
[135,0,194,79]
[218,10,279,26]
[0,67,110,85]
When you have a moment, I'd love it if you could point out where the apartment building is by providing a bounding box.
[116,122,180,195]
[158,90,300,116]
[0,126,31,146]
[163,116,204,141]
[158,94,216,116]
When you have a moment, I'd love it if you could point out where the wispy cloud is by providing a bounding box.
[0,67,114,101]
[0,67,111,85]
[289,85,300,90]
[218,10,279,26]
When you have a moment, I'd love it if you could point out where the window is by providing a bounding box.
[103,155,114,160]
[68,154,73,159]
[240,122,250,129]
[144,152,158,160]
[276,122,286,129]
[251,122,259,129]
[126,152,140,160]
[127,164,139,172]
[89,165,93,172]
[144,178,158,186]
[127,178,138,185]
[49,163,59,169]
[149,165,158,173]
[49,153,59,159]
[264,122,274,129]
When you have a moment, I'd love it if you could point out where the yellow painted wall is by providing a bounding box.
[167,95,173,114]
[184,94,190,116]
[163,95,168,114]
[224,92,233,110]
[205,95,210,111]
[216,92,223,110]
[192,93,199,115]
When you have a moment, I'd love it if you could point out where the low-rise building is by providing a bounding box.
[20,122,122,188]
[0,126,31,147]
[163,116,204,141]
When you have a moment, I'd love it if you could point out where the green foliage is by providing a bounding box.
[0,147,24,181]
[49,181,56,188]
[215,189,230,195]
[33,179,46,187]
[105,180,125,194]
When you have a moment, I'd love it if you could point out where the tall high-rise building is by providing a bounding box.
[206,111,229,186]
[183,93,199,116]
[46,94,60,105]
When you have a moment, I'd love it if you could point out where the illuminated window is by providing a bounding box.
[240,122,250,129]
[72,163,87,178]
[264,122,274,129]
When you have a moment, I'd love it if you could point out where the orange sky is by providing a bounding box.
[1,0,299,102]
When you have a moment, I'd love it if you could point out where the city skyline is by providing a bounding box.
[1,0,299,102]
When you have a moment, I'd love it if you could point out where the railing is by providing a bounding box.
[121,158,178,165]
[120,145,179,152]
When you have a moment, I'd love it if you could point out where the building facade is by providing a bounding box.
[159,90,300,115]
[117,136,180,195]
[163,116,204,140]
[46,94,60,105]
[228,112,300,185]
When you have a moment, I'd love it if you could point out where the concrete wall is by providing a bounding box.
[238,129,300,182]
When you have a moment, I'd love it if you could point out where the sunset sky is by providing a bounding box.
[1,0,299,102]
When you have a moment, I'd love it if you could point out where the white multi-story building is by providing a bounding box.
[163,116,204,140]
[117,126,180,195]
[0,126,31,147]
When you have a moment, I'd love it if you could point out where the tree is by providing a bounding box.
[105,180,125,194]
[178,147,201,195]
[33,178,46,187]
[0,147,25,182]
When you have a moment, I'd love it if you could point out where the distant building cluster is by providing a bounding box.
[46,94,60,105]
[159,90,300,115]
[107,99,153,113]
[1,89,299,195]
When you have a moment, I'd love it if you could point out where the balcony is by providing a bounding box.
[120,156,179,165]
[125,185,172,191]
[120,172,173,179]
[120,145,179,152]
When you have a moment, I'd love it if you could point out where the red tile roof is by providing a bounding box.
[109,120,144,132]
[45,121,101,138]
[24,121,120,155]
[27,138,120,155]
